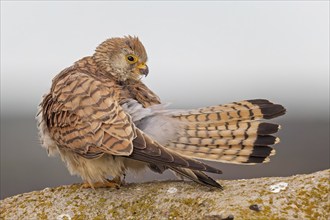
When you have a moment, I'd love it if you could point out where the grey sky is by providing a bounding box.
[1,1,329,118]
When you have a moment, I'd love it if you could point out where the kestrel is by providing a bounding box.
[37,36,286,189]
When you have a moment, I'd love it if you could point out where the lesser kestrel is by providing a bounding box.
[37,36,286,189]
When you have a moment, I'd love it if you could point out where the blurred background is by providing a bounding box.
[1,1,329,199]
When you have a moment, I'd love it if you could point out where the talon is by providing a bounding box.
[82,182,93,189]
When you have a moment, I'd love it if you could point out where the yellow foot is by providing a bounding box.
[82,179,120,189]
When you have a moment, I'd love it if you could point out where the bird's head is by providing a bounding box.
[93,36,148,82]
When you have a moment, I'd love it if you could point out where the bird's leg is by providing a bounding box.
[82,178,121,189]
[112,176,122,186]
[119,174,127,186]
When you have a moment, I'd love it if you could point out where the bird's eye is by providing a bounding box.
[126,55,138,64]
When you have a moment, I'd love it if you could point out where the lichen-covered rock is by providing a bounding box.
[1,170,329,220]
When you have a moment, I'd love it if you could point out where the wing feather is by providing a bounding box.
[42,71,136,157]
[129,129,222,174]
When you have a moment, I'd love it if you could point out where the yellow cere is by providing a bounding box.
[137,63,147,70]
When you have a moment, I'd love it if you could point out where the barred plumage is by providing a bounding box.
[159,99,285,164]
[126,99,285,166]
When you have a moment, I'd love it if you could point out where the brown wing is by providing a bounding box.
[42,71,136,158]
[129,129,222,174]
[125,80,161,107]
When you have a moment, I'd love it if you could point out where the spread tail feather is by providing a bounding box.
[171,99,285,123]
[167,99,286,164]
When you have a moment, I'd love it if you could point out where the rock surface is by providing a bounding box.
[1,170,329,220]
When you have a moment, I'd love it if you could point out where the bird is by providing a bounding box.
[37,36,286,189]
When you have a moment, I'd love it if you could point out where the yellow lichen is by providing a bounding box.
[37,211,48,220]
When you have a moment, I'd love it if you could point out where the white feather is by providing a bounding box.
[36,95,59,157]
[121,99,182,145]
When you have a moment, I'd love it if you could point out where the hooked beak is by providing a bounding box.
[136,63,149,77]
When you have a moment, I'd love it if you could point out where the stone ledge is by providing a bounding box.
[1,169,329,220]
